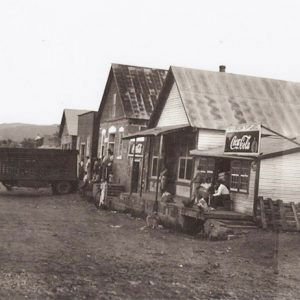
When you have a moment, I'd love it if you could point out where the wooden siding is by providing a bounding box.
[157,83,189,127]
[231,166,256,216]
[197,130,225,150]
[259,152,300,204]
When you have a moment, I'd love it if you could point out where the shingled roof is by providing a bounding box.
[99,64,167,120]
[59,109,90,137]
[157,66,300,138]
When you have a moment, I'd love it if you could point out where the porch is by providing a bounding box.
[110,191,256,231]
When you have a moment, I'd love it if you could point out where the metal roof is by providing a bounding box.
[112,64,167,120]
[59,109,90,136]
[123,124,190,140]
[171,66,300,138]
[190,135,300,159]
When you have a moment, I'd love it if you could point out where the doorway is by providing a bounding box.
[131,160,140,193]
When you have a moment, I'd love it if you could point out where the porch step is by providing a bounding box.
[205,211,253,222]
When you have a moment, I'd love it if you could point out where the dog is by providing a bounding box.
[146,213,160,229]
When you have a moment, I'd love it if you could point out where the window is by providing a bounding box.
[112,94,117,118]
[177,132,195,182]
[230,160,251,193]
[98,129,106,158]
[178,157,193,181]
[117,132,124,159]
[151,136,161,178]
[108,133,115,154]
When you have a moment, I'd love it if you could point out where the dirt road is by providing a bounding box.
[0,188,299,299]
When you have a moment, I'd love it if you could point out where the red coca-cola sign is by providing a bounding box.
[224,124,261,155]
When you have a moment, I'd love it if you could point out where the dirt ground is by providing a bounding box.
[0,188,299,300]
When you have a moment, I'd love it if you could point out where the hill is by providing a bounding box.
[0,123,59,142]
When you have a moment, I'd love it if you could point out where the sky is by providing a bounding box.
[0,0,300,125]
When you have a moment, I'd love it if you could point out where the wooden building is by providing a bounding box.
[126,65,300,216]
[77,111,98,166]
[59,109,90,150]
[97,64,167,192]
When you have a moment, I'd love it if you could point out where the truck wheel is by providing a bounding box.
[54,181,72,195]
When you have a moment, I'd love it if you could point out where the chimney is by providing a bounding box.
[219,65,226,72]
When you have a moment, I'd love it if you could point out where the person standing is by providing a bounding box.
[191,165,202,200]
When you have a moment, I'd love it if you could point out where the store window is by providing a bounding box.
[230,160,251,193]
[198,157,215,182]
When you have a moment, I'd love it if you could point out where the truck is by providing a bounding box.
[0,148,78,194]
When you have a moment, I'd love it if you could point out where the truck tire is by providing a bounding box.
[53,181,72,195]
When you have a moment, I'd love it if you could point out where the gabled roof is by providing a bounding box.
[155,66,300,138]
[59,109,90,137]
[99,64,167,120]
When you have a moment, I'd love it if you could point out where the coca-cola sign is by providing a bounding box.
[224,124,261,155]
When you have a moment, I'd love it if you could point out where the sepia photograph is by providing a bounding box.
[0,0,300,299]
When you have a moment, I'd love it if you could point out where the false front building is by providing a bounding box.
[97,64,167,192]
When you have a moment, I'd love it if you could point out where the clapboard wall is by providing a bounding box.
[230,166,256,216]
[157,83,189,127]
[197,130,225,150]
[259,152,300,204]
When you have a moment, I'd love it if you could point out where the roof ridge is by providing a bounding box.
[171,65,300,85]
[111,63,167,72]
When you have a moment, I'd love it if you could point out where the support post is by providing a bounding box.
[277,199,287,230]
[140,138,146,198]
[267,198,277,230]
[154,134,163,212]
[259,196,267,229]
[253,159,261,218]
[129,138,137,195]
[291,202,300,231]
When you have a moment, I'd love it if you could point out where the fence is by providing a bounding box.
[256,196,300,232]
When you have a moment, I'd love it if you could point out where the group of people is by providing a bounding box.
[191,166,230,212]
[159,164,231,212]
[78,149,114,196]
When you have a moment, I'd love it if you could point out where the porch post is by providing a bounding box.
[154,134,163,212]
[129,138,137,195]
[139,138,146,198]
[253,159,261,218]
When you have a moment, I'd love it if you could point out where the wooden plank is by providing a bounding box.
[259,196,267,229]
[267,198,277,230]
[291,202,300,231]
[277,199,287,230]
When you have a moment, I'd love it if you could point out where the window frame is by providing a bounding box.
[177,156,193,182]
[230,160,251,194]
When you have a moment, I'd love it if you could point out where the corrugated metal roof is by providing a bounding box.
[112,64,167,120]
[190,136,300,158]
[123,124,190,140]
[171,66,300,138]
[61,109,90,136]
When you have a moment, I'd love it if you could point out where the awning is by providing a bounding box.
[190,147,254,160]
[122,124,190,140]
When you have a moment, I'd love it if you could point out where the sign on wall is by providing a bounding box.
[128,139,144,157]
[224,124,261,156]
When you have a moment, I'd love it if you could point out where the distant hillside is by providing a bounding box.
[0,123,59,142]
